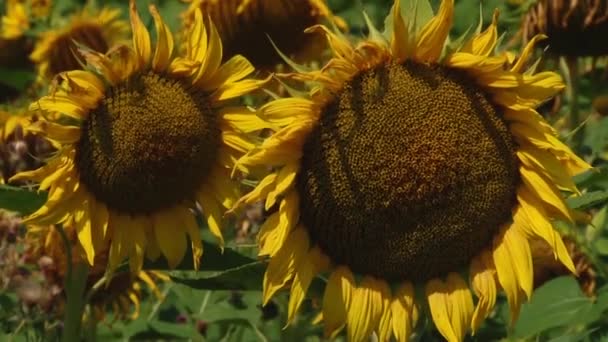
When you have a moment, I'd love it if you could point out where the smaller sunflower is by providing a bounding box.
[30,6,129,82]
[11,0,269,276]
[234,0,591,340]
[181,0,346,69]
[522,0,608,57]
[25,224,168,322]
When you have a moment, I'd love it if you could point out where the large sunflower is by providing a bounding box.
[235,0,591,340]
[30,6,129,82]
[10,1,268,275]
[181,0,345,68]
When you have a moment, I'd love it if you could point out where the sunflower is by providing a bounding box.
[30,5,129,82]
[181,0,345,69]
[522,0,608,57]
[234,0,592,340]
[10,1,268,275]
[1,0,30,40]
[25,224,168,321]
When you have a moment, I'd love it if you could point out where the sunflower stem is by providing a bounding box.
[56,225,90,342]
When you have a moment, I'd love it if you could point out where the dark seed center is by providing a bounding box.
[296,61,519,282]
[76,72,219,214]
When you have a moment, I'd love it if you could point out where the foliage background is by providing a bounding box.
[1,0,608,341]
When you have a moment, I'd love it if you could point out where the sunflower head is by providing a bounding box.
[181,0,346,69]
[235,0,592,340]
[30,6,129,82]
[11,0,269,276]
[522,0,608,57]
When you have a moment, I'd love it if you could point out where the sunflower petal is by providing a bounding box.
[323,266,354,338]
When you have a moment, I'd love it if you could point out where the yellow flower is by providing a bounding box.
[11,1,268,275]
[25,224,168,321]
[181,0,345,68]
[235,1,591,341]
[1,0,30,40]
[30,6,129,82]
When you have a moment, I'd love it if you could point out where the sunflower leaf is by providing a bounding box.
[0,185,47,216]
[143,243,256,271]
[169,261,266,291]
[512,276,607,339]
[566,190,608,210]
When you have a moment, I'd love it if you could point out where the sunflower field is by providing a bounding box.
[1,0,608,341]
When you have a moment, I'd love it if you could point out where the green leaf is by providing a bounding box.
[0,67,34,91]
[594,238,608,255]
[170,262,266,291]
[145,320,199,339]
[573,166,608,190]
[144,242,256,271]
[0,185,47,215]
[566,190,608,210]
[512,276,598,339]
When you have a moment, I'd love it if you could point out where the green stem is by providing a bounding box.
[55,225,90,342]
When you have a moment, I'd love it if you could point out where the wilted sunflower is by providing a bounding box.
[30,6,129,82]
[10,1,268,275]
[234,0,591,340]
[181,0,345,68]
[25,224,168,321]
[522,0,608,57]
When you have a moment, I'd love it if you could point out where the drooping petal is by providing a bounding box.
[153,208,187,268]
[391,282,415,342]
[263,227,309,304]
[323,266,355,338]
[346,277,384,342]
[286,247,329,325]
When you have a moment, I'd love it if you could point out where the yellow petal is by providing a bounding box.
[27,120,81,144]
[74,202,94,265]
[519,165,574,222]
[263,228,309,304]
[377,281,393,342]
[221,106,275,134]
[177,207,203,270]
[492,227,525,323]
[266,162,298,210]
[197,190,225,247]
[203,55,255,92]
[153,208,187,268]
[125,215,147,274]
[390,0,409,60]
[149,4,174,72]
[129,0,151,67]
[426,278,459,342]
[286,247,328,325]
[461,9,498,56]
[415,0,454,62]
[347,277,384,342]
[470,251,497,333]
[323,266,354,338]
[446,273,474,340]
[194,17,222,85]
[515,189,575,273]
[391,282,415,342]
